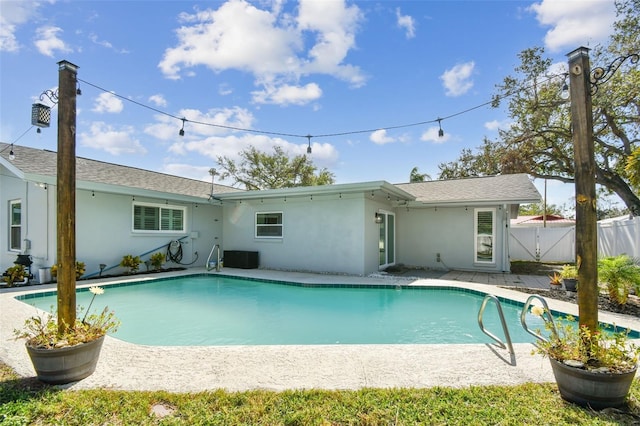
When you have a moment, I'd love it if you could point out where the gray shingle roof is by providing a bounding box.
[2,144,540,205]
[0,143,240,200]
[396,174,541,205]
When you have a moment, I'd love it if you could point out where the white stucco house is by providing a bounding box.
[1,143,541,280]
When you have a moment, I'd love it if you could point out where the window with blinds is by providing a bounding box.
[474,208,495,263]
[133,203,185,232]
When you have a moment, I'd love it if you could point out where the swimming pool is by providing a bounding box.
[20,274,555,346]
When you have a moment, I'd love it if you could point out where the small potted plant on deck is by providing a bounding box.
[560,264,578,291]
[548,272,563,290]
[530,304,639,409]
[14,285,120,384]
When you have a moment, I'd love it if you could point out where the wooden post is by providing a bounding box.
[567,47,598,332]
[56,60,78,334]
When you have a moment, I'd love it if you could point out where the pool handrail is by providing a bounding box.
[520,294,559,343]
[477,294,515,356]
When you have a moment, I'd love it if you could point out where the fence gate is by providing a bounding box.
[510,227,575,263]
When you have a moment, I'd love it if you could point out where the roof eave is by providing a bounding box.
[217,181,416,202]
[405,197,541,208]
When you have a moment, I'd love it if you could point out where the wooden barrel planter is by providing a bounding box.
[549,357,637,409]
[26,335,105,384]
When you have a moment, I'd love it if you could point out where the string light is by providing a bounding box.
[1,70,576,167]
[70,73,570,145]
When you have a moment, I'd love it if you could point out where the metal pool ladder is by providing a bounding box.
[477,294,514,355]
[206,244,221,272]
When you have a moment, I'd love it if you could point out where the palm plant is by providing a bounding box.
[597,255,640,305]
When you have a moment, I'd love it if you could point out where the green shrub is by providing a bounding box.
[598,254,640,305]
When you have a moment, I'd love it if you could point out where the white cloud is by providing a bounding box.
[420,126,450,144]
[88,33,129,53]
[396,8,416,39]
[145,106,255,141]
[79,122,147,155]
[297,0,365,86]
[34,26,72,57]
[162,163,213,182]
[440,61,475,97]
[149,94,167,107]
[0,0,38,52]
[370,129,395,145]
[252,82,322,105]
[529,0,616,52]
[484,119,512,131]
[218,83,233,96]
[92,92,124,114]
[159,1,303,79]
[158,0,365,105]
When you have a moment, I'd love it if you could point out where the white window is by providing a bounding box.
[133,202,186,232]
[256,212,283,238]
[9,200,21,251]
[474,208,495,264]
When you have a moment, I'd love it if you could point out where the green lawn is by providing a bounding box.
[2,362,640,425]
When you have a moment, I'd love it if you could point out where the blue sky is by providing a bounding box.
[0,0,620,210]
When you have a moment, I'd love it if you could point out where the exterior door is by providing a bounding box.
[378,211,395,269]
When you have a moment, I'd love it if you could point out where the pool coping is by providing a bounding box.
[2,268,639,392]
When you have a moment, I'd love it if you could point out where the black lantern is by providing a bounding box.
[31,103,51,128]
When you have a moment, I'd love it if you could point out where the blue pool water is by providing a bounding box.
[21,275,554,346]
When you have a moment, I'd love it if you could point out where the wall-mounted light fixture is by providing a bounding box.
[374,212,383,224]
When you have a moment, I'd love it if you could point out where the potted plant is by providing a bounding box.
[597,254,640,305]
[2,264,28,287]
[548,272,563,290]
[50,261,86,280]
[120,254,142,274]
[560,264,578,291]
[14,286,119,384]
[149,252,165,271]
[530,304,639,409]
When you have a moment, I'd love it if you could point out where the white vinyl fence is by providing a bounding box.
[510,216,640,262]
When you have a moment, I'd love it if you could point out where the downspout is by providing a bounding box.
[45,183,50,261]
[503,203,510,272]
[24,181,29,251]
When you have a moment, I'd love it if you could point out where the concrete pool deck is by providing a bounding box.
[1,268,639,393]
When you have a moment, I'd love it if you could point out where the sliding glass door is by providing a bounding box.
[378,211,395,269]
